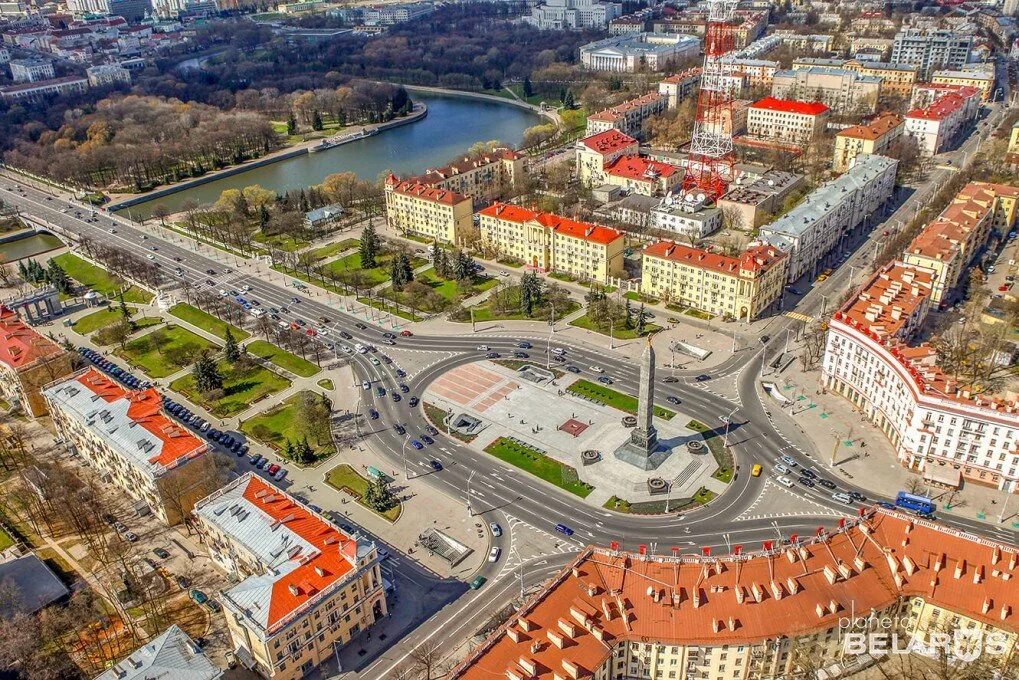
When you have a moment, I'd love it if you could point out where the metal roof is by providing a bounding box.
[96,625,221,680]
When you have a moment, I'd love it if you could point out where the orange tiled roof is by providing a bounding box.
[905,181,1000,260]
[413,148,522,184]
[578,130,639,156]
[604,155,679,182]
[837,113,903,141]
[660,67,702,84]
[643,241,785,276]
[839,262,933,340]
[0,305,65,371]
[479,203,623,246]
[750,96,829,116]
[385,176,469,205]
[451,512,1018,679]
[588,92,667,123]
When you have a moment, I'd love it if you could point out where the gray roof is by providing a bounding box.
[615,194,660,212]
[0,554,69,618]
[95,625,222,680]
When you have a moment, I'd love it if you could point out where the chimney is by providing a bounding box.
[547,630,567,649]
[561,659,581,679]
[728,617,738,632]
[983,598,993,615]
[558,619,578,637]
[954,559,965,580]
[770,581,783,600]
[933,554,944,572]
[506,628,523,643]
[519,657,537,676]
[518,617,535,632]
[823,565,839,585]
[734,586,745,604]
[902,556,917,576]
[751,583,764,603]
[1001,605,1011,622]
[853,556,868,572]
[973,565,983,585]
[786,577,799,595]
[288,584,300,596]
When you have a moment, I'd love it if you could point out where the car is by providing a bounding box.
[146,253,155,260]
[173,256,182,262]
[274,468,287,481]
[876,501,896,510]
[257,458,269,470]
[420,434,434,445]
[848,491,867,502]
[751,464,762,477]
[355,323,367,330]
[410,440,424,450]
[774,463,789,475]
[291,297,300,304]
[408,396,419,407]
[597,376,613,385]
[488,547,501,563]
[469,575,487,589]
[666,396,681,404]
[566,365,581,373]
[395,369,406,378]
[779,455,798,468]
[382,332,395,339]
[554,523,575,536]
[398,383,409,393]
[378,548,391,560]
[513,351,528,359]
[391,393,401,402]
[400,330,413,337]
[394,424,406,435]
[362,380,371,391]
[189,589,208,605]
[817,478,837,490]
[695,374,711,382]
[476,345,490,351]
[109,227,117,234]
[339,331,353,340]
[376,386,386,397]
[832,492,853,505]
[551,347,566,356]
[113,521,127,533]
[369,408,379,420]
[369,357,380,365]
[249,453,262,465]
[485,352,500,359]
[429,460,442,471]
[589,365,604,373]
[797,477,815,488]
[175,575,190,589]
[153,548,170,559]
[426,425,438,436]
[662,376,679,383]
[775,476,794,488]
[516,341,531,349]
[490,522,502,537]
[123,531,138,542]
[319,315,331,324]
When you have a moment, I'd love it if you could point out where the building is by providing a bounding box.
[0,554,69,618]
[193,473,388,680]
[575,129,640,187]
[772,66,881,115]
[904,87,981,156]
[0,75,88,103]
[833,113,904,173]
[716,169,805,228]
[931,67,996,101]
[760,154,898,282]
[383,176,473,245]
[0,47,9,64]
[525,0,622,30]
[891,29,972,78]
[658,68,700,109]
[598,193,660,229]
[824,262,1019,492]
[96,625,222,680]
[719,57,779,89]
[8,57,53,82]
[0,306,74,418]
[649,195,721,239]
[85,63,130,86]
[478,203,625,282]
[746,97,829,146]
[902,182,1019,306]
[449,513,1019,680]
[794,57,919,98]
[43,368,221,525]
[602,155,683,197]
[580,33,701,73]
[361,2,435,26]
[411,148,527,203]
[586,91,668,140]
[303,204,345,230]
[641,241,787,320]
[851,36,894,60]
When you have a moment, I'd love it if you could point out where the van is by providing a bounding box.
[832,492,854,505]
[249,308,266,318]
[776,476,794,488]
[554,523,575,536]
[751,464,762,477]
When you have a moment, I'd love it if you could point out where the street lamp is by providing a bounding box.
[401,436,411,480]
[466,470,476,517]
[722,406,737,449]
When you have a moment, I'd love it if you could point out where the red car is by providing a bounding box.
[400,330,413,337]
[305,328,317,337]
[267,463,280,475]
[289,321,300,331]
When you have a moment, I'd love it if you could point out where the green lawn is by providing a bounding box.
[169,304,250,341]
[246,339,320,378]
[356,296,421,321]
[173,359,291,418]
[567,379,675,420]
[254,232,309,252]
[72,306,138,335]
[684,308,714,321]
[454,285,579,323]
[52,253,153,303]
[378,269,498,313]
[569,314,661,340]
[324,251,426,287]
[317,379,333,390]
[688,419,734,483]
[325,464,401,522]
[115,325,218,378]
[241,391,332,458]
[483,437,593,498]
[0,528,15,552]
[308,239,359,262]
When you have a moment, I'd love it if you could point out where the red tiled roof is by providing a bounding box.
[385,176,469,205]
[750,96,829,116]
[604,155,679,182]
[906,87,979,121]
[837,113,903,141]
[660,67,702,84]
[412,148,522,184]
[0,306,64,371]
[578,130,639,156]
[643,241,785,276]
[479,203,623,245]
[588,92,667,123]
[840,262,933,340]
[451,512,1019,679]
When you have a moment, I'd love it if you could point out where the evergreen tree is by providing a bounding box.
[364,475,395,512]
[286,113,298,136]
[297,436,314,465]
[283,439,295,462]
[45,259,72,295]
[117,292,136,331]
[192,352,223,393]
[563,89,576,109]
[520,271,543,317]
[624,298,634,330]
[223,327,241,363]
[453,250,477,281]
[360,223,380,269]
[637,302,647,335]
[258,204,270,230]
[523,76,533,98]
[311,110,323,131]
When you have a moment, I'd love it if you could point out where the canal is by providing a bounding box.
[0,232,65,264]
[119,92,543,219]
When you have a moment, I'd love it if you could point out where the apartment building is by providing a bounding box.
[746,97,829,146]
[657,67,700,108]
[824,263,1019,492]
[602,155,683,197]
[719,57,779,89]
[772,66,881,115]
[43,368,220,525]
[580,33,701,73]
[575,129,640,187]
[383,176,473,245]
[891,28,972,78]
[716,169,805,228]
[773,30,833,52]
[0,75,88,103]
[932,67,996,101]
[193,474,388,680]
[760,154,898,282]
[833,113,904,173]
[86,63,131,86]
[478,203,625,282]
[97,625,222,680]
[412,148,527,203]
[0,306,74,418]
[851,36,894,60]
[649,196,721,239]
[0,47,9,64]
[902,182,1019,306]
[8,57,53,82]
[586,91,668,140]
[641,241,787,320]
[904,86,980,155]
[794,57,919,98]
[525,0,622,30]
[452,511,1017,680]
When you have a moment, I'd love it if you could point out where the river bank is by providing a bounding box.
[397,84,561,126]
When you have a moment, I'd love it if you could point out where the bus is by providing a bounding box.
[895,491,935,515]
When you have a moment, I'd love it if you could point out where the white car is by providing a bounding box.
[476,345,490,351]
[243,285,252,292]
[220,289,229,297]
[488,547,501,562]
[341,345,354,354]
[551,347,566,356]
[146,253,155,260]
[589,365,605,373]
[776,476,794,488]
[490,522,502,537]
[361,380,371,391]
[774,463,789,475]
[832,492,854,505]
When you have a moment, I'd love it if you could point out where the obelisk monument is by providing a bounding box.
[614,335,667,470]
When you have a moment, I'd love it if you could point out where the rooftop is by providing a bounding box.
[581,32,701,57]
[479,204,624,246]
[0,306,65,372]
[588,92,667,123]
[0,554,69,618]
[839,262,933,340]
[905,182,1018,260]
[96,625,222,680]
[578,129,639,156]
[604,155,679,182]
[837,113,904,141]
[659,67,701,84]
[384,176,469,206]
[749,96,829,116]
[776,66,882,83]
[412,148,522,185]
[43,368,206,478]
[906,88,980,120]
[450,511,1019,679]
[643,241,786,276]
[0,75,87,94]
[721,170,802,205]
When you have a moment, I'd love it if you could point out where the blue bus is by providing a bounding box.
[895,492,935,515]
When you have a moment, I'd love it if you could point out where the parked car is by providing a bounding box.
[153,548,170,559]
[189,589,208,605]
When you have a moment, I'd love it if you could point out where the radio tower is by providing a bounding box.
[682,0,740,202]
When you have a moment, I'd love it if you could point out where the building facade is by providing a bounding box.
[0,306,74,418]
[891,29,973,78]
[412,148,527,203]
[525,0,623,30]
[383,176,473,245]
[580,33,701,73]
[794,57,919,98]
[0,76,88,103]
[602,155,683,197]
[657,67,700,108]
[586,91,668,140]
[478,203,625,282]
[44,368,220,525]
[904,87,981,156]
[576,129,641,187]
[86,63,131,86]
[649,197,722,239]
[833,113,904,173]
[193,474,388,680]
[931,67,996,101]
[8,57,53,82]
[717,169,804,228]
[746,97,829,146]
[772,66,881,115]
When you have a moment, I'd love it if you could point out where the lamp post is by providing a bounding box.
[466,470,476,517]
[722,406,737,449]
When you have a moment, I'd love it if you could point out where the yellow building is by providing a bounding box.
[850,60,918,97]
[641,241,788,320]
[575,129,640,187]
[384,176,473,244]
[0,305,74,418]
[194,473,388,680]
[932,68,995,101]
[833,113,904,173]
[478,203,625,282]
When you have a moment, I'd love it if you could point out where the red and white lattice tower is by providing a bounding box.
[682,0,740,202]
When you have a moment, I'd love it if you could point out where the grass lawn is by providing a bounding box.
[356,296,421,321]
[308,239,359,262]
[169,303,250,341]
[483,437,593,498]
[241,391,332,459]
[423,402,475,443]
[254,231,309,252]
[688,419,734,483]
[246,339,320,378]
[52,253,153,303]
[317,379,333,390]
[455,285,579,323]
[379,269,498,312]
[173,359,291,418]
[0,528,15,552]
[72,306,137,335]
[324,251,426,287]
[569,314,661,340]
[684,308,714,321]
[325,464,401,521]
[115,325,218,378]
[567,379,675,420]
[624,291,660,304]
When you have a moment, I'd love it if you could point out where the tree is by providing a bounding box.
[286,112,298,136]
[522,76,533,98]
[223,327,241,363]
[562,89,575,109]
[311,110,323,131]
[360,223,380,269]
[192,352,223,393]
[117,292,135,330]
[364,475,395,513]
[294,392,331,447]
[452,250,477,282]
[283,439,296,462]
[390,253,414,287]
[637,302,647,335]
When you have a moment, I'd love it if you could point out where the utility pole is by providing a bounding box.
[470,306,476,333]
[609,319,614,350]
[830,432,840,466]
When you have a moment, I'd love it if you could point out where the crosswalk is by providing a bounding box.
[784,311,813,323]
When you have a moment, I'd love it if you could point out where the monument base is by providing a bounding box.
[613,440,673,471]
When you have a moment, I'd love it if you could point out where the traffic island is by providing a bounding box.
[324,464,402,522]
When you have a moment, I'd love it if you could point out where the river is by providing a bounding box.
[118,93,542,219]
[0,233,65,264]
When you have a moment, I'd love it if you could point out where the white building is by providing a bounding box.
[9,58,54,83]
[891,29,972,78]
[771,66,881,115]
[823,262,1019,493]
[650,195,722,239]
[0,47,10,65]
[759,154,898,282]
[658,68,700,108]
[0,76,89,103]
[575,129,640,187]
[904,86,981,156]
[580,33,700,73]
[86,63,131,86]
[526,0,622,30]
[746,96,830,146]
